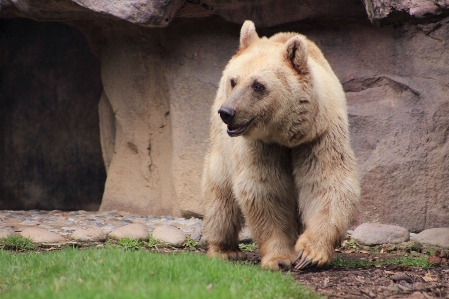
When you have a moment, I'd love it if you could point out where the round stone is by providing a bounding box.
[152,225,186,247]
[351,223,410,245]
[70,226,107,242]
[20,227,65,243]
[414,228,449,248]
[108,223,149,241]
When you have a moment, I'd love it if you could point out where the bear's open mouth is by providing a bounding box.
[227,118,255,137]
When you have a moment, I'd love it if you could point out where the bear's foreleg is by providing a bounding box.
[202,154,246,261]
[240,196,298,270]
[234,142,299,270]
[292,141,359,269]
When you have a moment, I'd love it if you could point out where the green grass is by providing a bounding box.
[331,255,432,268]
[184,237,201,250]
[105,235,202,251]
[0,235,36,252]
[0,248,319,299]
[239,242,258,252]
[116,237,145,250]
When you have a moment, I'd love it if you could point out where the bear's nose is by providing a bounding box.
[218,107,235,125]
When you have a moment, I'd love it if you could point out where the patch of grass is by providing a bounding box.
[371,246,382,253]
[389,256,432,268]
[146,234,162,249]
[239,242,258,252]
[117,238,145,250]
[0,248,319,299]
[184,237,201,250]
[342,239,360,250]
[0,235,36,252]
[331,255,432,268]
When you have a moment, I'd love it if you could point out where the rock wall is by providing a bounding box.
[297,19,449,230]
[78,19,241,217]
[1,1,449,229]
[97,33,180,216]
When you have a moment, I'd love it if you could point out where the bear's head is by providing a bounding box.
[218,20,335,148]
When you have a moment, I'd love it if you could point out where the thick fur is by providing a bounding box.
[202,21,360,270]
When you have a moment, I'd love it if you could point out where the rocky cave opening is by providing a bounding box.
[0,18,106,211]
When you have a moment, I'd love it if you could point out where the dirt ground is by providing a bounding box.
[293,254,449,299]
[244,251,449,299]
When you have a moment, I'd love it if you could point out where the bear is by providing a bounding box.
[202,20,360,270]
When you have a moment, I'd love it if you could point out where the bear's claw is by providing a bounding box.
[293,249,319,270]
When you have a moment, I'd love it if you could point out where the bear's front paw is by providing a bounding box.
[293,234,334,270]
[207,245,247,261]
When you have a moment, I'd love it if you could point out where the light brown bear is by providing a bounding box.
[202,20,360,270]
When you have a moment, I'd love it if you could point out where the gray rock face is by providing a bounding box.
[73,0,185,26]
[179,0,367,27]
[8,0,448,27]
[0,0,367,27]
[109,224,149,241]
[19,227,65,243]
[352,223,410,245]
[0,0,185,27]
[70,226,107,242]
[362,0,449,24]
[152,225,186,247]
[414,228,449,248]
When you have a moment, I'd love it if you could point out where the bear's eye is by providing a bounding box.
[230,79,236,88]
[252,82,265,92]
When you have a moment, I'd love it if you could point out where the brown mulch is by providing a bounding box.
[244,252,449,299]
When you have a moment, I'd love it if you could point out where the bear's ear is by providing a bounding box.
[240,20,259,50]
[284,36,308,73]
